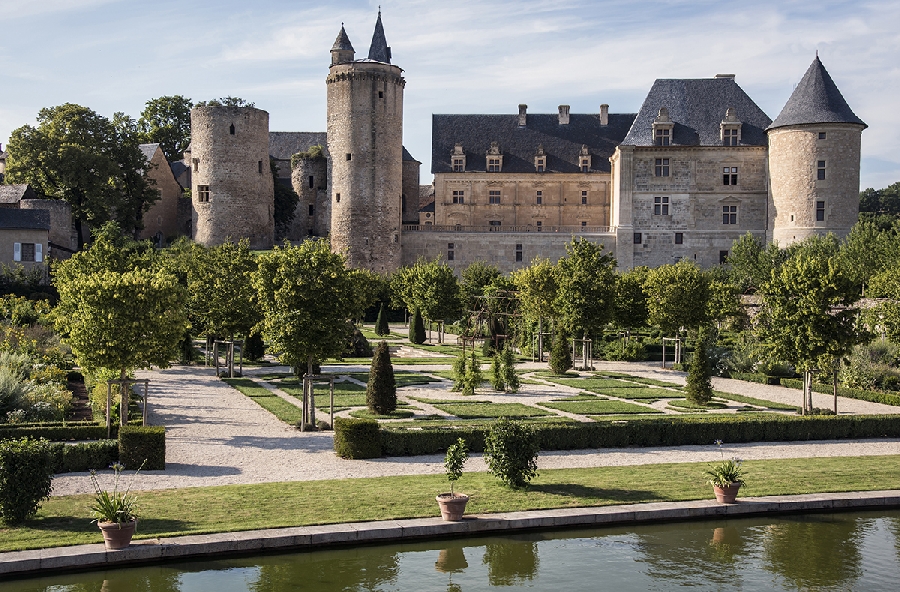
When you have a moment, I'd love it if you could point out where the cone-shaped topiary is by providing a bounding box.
[502,344,520,393]
[686,328,713,405]
[451,350,466,391]
[243,331,265,361]
[374,301,390,336]
[549,327,572,375]
[367,341,397,414]
[490,352,504,391]
[409,308,426,344]
[461,351,482,396]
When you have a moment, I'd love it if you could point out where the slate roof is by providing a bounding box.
[769,57,866,130]
[268,132,328,160]
[367,11,391,63]
[402,147,419,162]
[0,208,50,230]
[138,143,160,164]
[621,77,772,147]
[0,184,36,204]
[419,184,435,212]
[432,112,635,174]
[170,161,189,181]
[332,26,354,52]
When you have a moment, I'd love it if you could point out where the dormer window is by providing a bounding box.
[451,143,466,172]
[579,145,591,172]
[652,107,674,146]
[720,108,742,146]
[534,144,546,173]
[486,141,503,172]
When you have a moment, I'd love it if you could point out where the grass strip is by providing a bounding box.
[6,455,900,552]
[713,390,796,411]
[540,400,661,415]
[668,399,727,411]
[429,402,551,419]
[349,409,417,420]
[222,378,303,424]
[346,372,440,388]
[601,374,684,389]
[596,387,681,399]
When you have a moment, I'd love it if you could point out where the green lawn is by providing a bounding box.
[713,390,797,411]
[222,378,303,424]
[428,401,552,419]
[667,399,728,412]
[5,455,900,552]
[597,387,682,400]
[600,374,684,389]
[346,372,441,387]
[540,400,661,415]
[360,329,406,340]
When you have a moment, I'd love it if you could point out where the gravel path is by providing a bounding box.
[50,361,900,496]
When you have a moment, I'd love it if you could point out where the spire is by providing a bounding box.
[331,25,354,52]
[768,56,866,130]
[367,8,392,63]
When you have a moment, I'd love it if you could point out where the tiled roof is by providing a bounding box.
[432,112,635,174]
[0,184,35,204]
[621,77,772,147]
[268,132,327,160]
[769,57,866,130]
[0,208,50,230]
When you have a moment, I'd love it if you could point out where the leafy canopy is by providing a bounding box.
[137,95,193,163]
[554,238,616,338]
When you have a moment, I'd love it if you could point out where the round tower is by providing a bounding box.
[768,57,866,246]
[326,13,404,273]
[289,151,329,239]
[190,105,274,249]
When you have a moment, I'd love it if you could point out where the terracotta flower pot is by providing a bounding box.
[436,493,469,521]
[713,483,741,504]
[98,519,137,550]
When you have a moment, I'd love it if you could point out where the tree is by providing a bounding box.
[685,328,713,405]
[367,341,396,414]
[554,238,616,342]
[391,257,462,324]
[501,345,520,393]
[859,181,900,216]
[460,261,501,313]
[188,239,260,341]
[253,240,355,376]
[271,158,299,242]
[461,351,482,396]
[484,417,539,489]
[374,301,390,336]
[195,97,255,108]
[5,103,159,246]
[549,326,571,375]
[758,248,862,412]
[613,266,650,332]
[644,260,710,336]
[512,257,558,360]
[137,95,193,163]
[837,220,900,294]
[726,233,786,295]
[409,308,426,344]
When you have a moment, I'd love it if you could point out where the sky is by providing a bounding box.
[1,0,897,190]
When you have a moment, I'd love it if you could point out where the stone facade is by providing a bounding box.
[190,105,274,249]
[289,153,329,239]
[768,123,863,245]
[18,198,76,253]
[139,144,185,245]
[326,43,405,273]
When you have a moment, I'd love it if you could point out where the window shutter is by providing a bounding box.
[35,243,43,262]
[13,243,21,262]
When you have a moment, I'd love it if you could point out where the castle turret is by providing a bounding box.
[326,12,404,273]
[331,25,355,65]
[767,56,866,245]
[190,105,274,249]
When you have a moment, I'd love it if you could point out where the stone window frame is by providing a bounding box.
[308,175,315,189]
[488,158,502,173]
[654,196,669,215]
[308,204,314,216]
[723,166,738,186]
[722,205,738,225]
[536,220,543,231]
[536,190,543,205]
[816,200,826,222]
[488,220,502,231]
[652,108,674,146]
[197,185,211,203]
[720,250,729,264]
[451,143,466,172]
[13,242,41,263]
[258,160,263,174]
[674,232,683,245]
[453,159,465,172]
[580,221,588,228]
[654,158,670,177]
[818,132,827,140]
[634,232,642,245]
[534,146,547,173]
[447,242,455,261]
[722,127,740,146]
[817,160,826,180]
[489,190,501,205]
[515,243,523,262]
[452,190,465,204]
[581,190,588,205]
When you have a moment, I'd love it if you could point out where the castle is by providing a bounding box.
[186,12,866,274]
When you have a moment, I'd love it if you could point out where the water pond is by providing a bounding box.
[8,509,900,591]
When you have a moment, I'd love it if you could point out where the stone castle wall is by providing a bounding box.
[401,159,420,223]
[19,199,75,251]
[289,156,329,239]
[327,61,405,273]
[191,106,274,249]
[768,123,862,246]
[139,146,184,244]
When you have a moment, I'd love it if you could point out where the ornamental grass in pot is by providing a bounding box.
[705,441,746,504]
[436,438,469,521]
[89,462,142,550]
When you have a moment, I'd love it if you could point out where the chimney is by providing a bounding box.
[558,105,570,125]
[600,104,609,126]
[518,104,528,127]
[715,74,735,79]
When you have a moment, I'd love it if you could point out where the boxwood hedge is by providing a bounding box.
[119,425,166,470]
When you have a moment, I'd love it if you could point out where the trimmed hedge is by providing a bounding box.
[118,425,165,470]
[50,440,119,473]
[0,424,116,442]
[334,418,381,459]
[376,414,900,457]
[0,438,55,524]
[729,372,783,386]
[780,378,900,407]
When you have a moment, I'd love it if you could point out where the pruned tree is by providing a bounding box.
[685,328,713,405]
[512,257,558,360]
[644,260,710,337]
[554,238,617,342]
[391,257,462,326]
[367,341,396,414]
[188,239,260,341]
[613,266,650,334]
[409,307,426,345]
[374,301,390,336]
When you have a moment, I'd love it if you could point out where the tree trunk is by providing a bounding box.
[537,317,543,361]
[833,367,839,415]
[119,368,128,427]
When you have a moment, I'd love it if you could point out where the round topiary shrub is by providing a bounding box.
[483,417,539,489]
[367,341,396,414]
[243,332,265,361]
[0,437,55,524]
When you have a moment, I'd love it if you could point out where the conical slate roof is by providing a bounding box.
[768,57,866,130]
[367,10,391,63]
[331,26,354,52]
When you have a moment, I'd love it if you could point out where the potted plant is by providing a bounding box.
[89,462,141,550]
[436,438,469,521]
[705,457,745,503]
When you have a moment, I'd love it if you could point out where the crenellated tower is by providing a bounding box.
[326,12,405,273]
[767,56,866,246]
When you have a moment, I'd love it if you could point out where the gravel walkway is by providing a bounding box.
[51,360,900,496]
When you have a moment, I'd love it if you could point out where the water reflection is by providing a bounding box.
[6,510,900,592]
